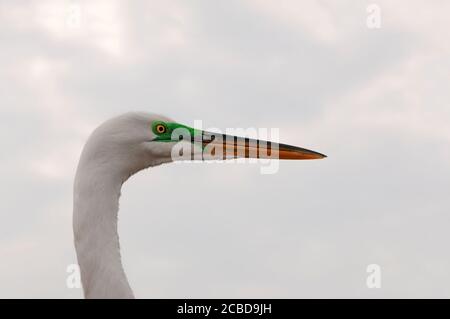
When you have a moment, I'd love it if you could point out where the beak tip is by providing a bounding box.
[309,151,327,160]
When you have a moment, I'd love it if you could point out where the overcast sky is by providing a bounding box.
[1,0,449,298]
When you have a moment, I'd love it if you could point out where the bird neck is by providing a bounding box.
[73,164,134,299]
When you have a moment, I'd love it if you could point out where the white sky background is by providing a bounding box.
[1,0,449,298]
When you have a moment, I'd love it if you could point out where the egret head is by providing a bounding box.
[80,112,326,179]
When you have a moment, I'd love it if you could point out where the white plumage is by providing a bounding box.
[73,112,176,298]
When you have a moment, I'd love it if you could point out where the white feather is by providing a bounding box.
[73,112,175,299]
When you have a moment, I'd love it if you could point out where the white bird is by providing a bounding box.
[73,112,325,298]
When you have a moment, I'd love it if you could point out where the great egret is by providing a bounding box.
[73,112,326,298]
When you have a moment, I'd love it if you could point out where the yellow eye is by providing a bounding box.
[155,124,167,134]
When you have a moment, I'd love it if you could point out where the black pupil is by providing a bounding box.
[158,126,164,132]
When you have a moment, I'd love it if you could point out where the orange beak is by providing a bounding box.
[195,131,326,160]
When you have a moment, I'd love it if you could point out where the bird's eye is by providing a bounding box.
[155,124,167,134]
